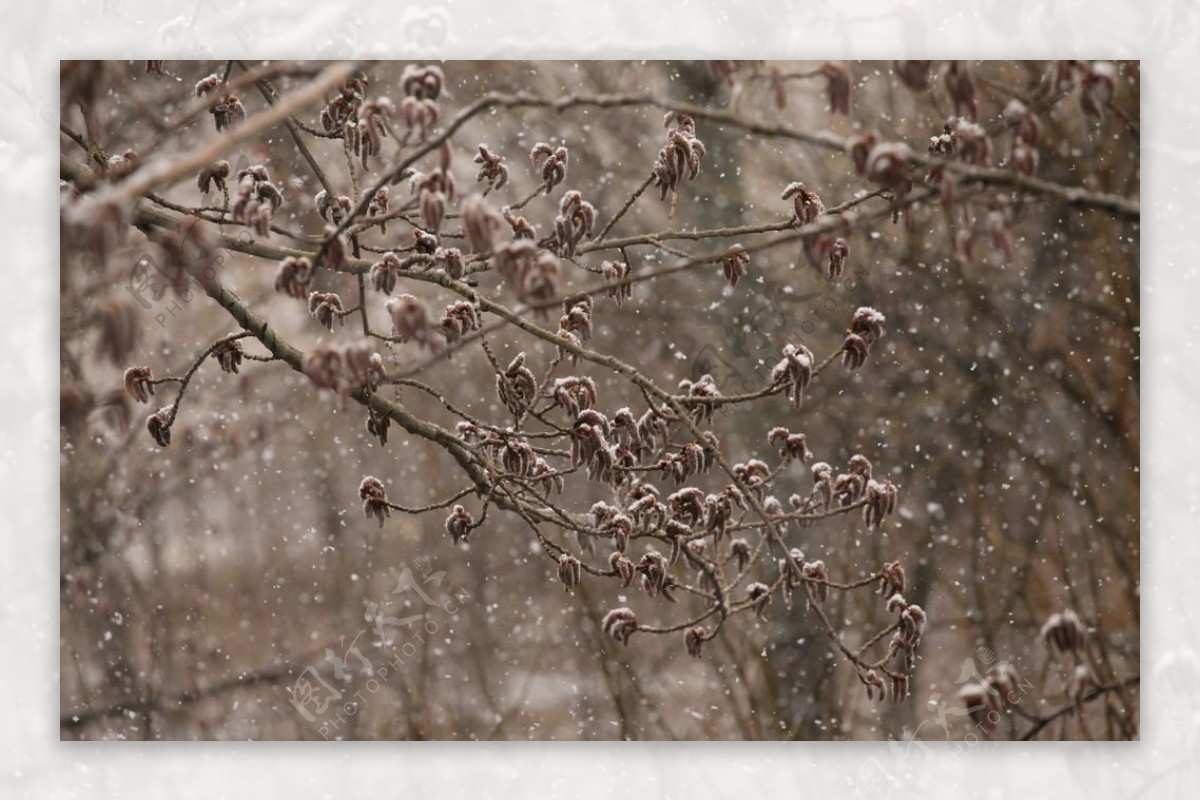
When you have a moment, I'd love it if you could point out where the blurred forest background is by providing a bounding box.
[60,60,1139,740]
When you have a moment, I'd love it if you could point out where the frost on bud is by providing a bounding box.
[124,366,154,404]
[803,560,829,606]
[958,682,1003,733]
[530,143,568,194]
[385,294,437,350]
[768,427,811,464]
[820,61,852,115]
[213,339,244,374]
[600,260,632,306]
[435,247,466,280]
[366,407,390,446]
[685,626,706,658]
[359,476,390,527]
[365,186,390,230]
[770,343,814,407]
[602,607,638,645]
[473,144,509,192]
[638,551,672,599]
[720,244,750,289]
[146,405,173,447]
[782,181,825,225]
[747,582,772,620]
[1081,61,1117,120]
[557,553,582,591]
[878,560,906,600]
[273,256,313,299]
[863,479,899,530]
[315,190,352,224]
[308,291,344,332]
[445,504,474,544]
[1071,664,1097,702]
[1041,609,1086,655]
[496,353,537,416]
[370,253,402,295]
[553,190,596,258]
[439,299,481,345]
[842,306,886,370]
[609,551,635,587]
[197,160,230,195]
[651,113,706,200]
[729,538,752,572]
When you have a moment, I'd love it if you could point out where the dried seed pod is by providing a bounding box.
[747,582,772,620]
[685,626,706,658]
[315,190,353,224]
[609,551,636,586]
[474,144,509,192]
[1071,664,1097,701]
[496,353,538,416]
[720,244,750,289]
[365,186,390,231]
[445,504,474,544]
[146,405,173,447]
[820,61,852,115]
[958,682,1003,732]
[770,343,815,407]
[530,143,569,194]
[893,60,933,91]
[553,190,597,258]
[863,479,899,530]
[366,407,390,446]
[803,560,829,605]
[602,607,638,645]
[434,246,466,280]
[213,339,244,374]
[439,299,481,344]
[944,61,978,121]
[862,669,887,701]
[1081,61,1117,120]
[370,253,402,295]
[500,438,535,477]
[1041,609,1086,655]
[781,181,825,225]
[651,113,706,199]
[123,366,155,404]
[359,476,390,527]
[385,294,438,350]
[828,237,849,280]
[197,160,230,195]
[308,291,344,332]
[461,194,502,254]
[848,130,879,175]
[768,427,811,464]
[600,260,632,306]
[637,551,671,598]
[730,538,752,572]
[557,553,582,591]
[878,560,906,600]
